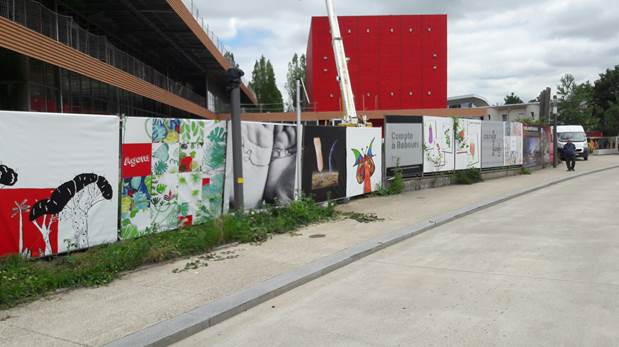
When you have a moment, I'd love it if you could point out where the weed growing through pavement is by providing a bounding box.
[454,168,483,185]
[374,165,405,196]
[342,212,385,223]
[173,250,241,273]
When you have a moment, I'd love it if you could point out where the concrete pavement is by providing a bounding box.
[176,165,619,347]
[1,156,618,346]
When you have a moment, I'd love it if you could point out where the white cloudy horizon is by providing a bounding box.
[195,0,619,107]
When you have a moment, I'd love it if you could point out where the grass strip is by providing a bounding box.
[0,198,336,310]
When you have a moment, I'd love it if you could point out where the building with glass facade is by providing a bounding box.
[0,0,256,118]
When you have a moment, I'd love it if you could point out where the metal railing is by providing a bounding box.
[0,0,253,109]
[180,0,256,100]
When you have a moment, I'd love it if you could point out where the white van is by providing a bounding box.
[557,125,589,160]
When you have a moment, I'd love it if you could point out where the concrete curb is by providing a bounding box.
[104,164,619,347]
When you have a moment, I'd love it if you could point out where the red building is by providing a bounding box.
[306,15,447,112]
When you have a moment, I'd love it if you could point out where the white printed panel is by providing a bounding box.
[0,111,119,257]
[346,127,383,198]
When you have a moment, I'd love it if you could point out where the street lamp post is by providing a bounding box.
[227,67,245,211]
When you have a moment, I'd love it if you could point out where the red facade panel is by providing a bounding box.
[357,16,380,111]
[377,16,402,110]
[419,15,433,109]
[400,15,423,109]
[340,16,359,99]
[434,15,448,108]
[307,14,447,112]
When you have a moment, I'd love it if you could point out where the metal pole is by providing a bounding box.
[296,80,302,199]
[117,114,125,235]
[228,68,245,211]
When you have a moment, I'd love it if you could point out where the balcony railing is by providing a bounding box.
[180,0,256,101]
[0,0,232,109]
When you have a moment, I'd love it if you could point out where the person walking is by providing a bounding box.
[563,139,577,171]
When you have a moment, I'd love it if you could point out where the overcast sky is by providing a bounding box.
[195,0,619,106]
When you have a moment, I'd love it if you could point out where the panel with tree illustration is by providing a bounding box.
[0,111,119,257]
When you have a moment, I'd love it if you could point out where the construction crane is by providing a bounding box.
[325,0,359,125]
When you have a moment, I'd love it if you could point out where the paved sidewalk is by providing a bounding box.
[1,156,618,346]
[177,164,619,347]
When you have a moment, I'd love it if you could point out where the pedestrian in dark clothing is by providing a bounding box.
[563,139,577,171]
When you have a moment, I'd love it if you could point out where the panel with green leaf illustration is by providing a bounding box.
[181,119,205,144]
[152,143,179,175]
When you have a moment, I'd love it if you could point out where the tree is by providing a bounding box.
[504,92,524,105]
[285,53,306,111]
[11,200,30,256]
[248,56,284,112]
[224,52,237,67]
[556,74,597,130]
[0,164,18,187]
[592,66,619,135]
[29,173,113,255]
[557,74,576,97]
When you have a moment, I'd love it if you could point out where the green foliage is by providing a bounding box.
[248,56,284,112]
[454,168,482,185]
[388,165,404,195]
[388,166,405,195]
[520,167,531,175]
[556,74,597,130]
[504,92,524,105]
[285,53,307,111]
[0,198,336,309]
[374,166,405,196]
[224,52,237,67]
[592,66,619,135]
[207,127,226,169]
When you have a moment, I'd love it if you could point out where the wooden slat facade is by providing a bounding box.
[0,16,217,118]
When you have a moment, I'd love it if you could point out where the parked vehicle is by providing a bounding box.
[557,125,589,160]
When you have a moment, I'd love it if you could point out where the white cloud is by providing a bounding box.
[194,0,619,106]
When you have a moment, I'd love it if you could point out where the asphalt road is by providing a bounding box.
[177,167,619,347]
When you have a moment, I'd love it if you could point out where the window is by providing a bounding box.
[502,114,508,121]
[30,84,46,112]
[558,132,586,142]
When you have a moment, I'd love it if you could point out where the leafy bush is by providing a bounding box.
[454,168,483,185]
[374,166,405,196]
[388,166,405,194]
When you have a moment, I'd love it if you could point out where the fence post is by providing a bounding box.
[295,80,303,200]
[117,114,125,238]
